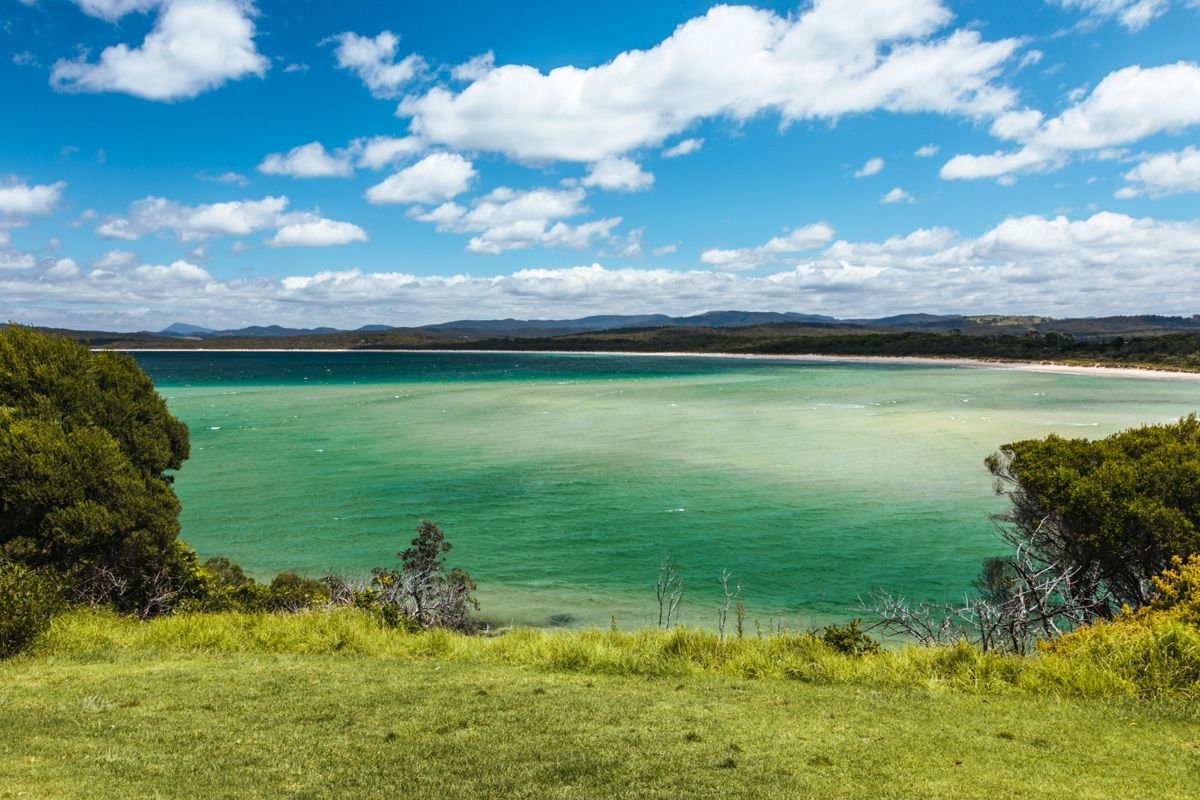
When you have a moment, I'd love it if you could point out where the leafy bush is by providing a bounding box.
[265,573,329,612]
[1149,554,1200,624]
[820,619,881,657]
[0,562,62,658]
[0,326,192,615]
[987,415,1200,613]
[1041,556,1200,699]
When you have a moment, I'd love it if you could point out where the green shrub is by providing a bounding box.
[820,619,881,657]
[1041,556,1200,699]
[1150,554,1200,624]
[0,562,62,658]
[265,572,329,612]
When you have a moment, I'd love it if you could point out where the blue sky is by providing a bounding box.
[2,0,1199,330]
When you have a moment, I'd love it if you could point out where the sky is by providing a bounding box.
[2,0,1199,331]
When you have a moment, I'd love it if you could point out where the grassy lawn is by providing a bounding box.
[2,647,1198,799]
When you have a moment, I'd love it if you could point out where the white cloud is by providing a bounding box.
[365,152,477,205]
[581,157,655,192]
[942,62,1200,179]
[652,243,679,256]
[914,144,940,157]
[1116,146,1200,197]
[352,136,424,170]
[51,0,268,101]
[451,51,494,81]
[95,194,365,247]
[97,195,286,240]
[71,0,161,21]
[662,138,704,158]
[854,157,885,177]
[258,142,354,178]
[329,30,424,99]
[93,249,140,270]
[10,211,1200,329]
[881,187,914,203]
[131,260,213,288]
[1018,50,1044,70]
[1050,0,1171,31]
[199,171,250,187]
[0,178,66,218]
[0,231,37,270]
[699,223,836,271]
[399,1,1019,163]
[43,258,81,281]
[411,186,621,254]
[267,216,368,247]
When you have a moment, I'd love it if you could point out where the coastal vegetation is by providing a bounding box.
[31,316,1200,372]
[2,326,1199,797]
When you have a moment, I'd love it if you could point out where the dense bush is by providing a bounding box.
[820,619,881,657]
[1041,556,1200,698]
[0,562,62,658]
[987,415,1200,612]
[0,326,193,615]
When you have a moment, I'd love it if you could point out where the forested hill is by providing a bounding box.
[18,314,1200,371]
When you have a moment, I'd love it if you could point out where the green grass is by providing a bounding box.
[2,610,1198,798]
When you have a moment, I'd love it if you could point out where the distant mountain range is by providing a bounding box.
[145,311,1200,342]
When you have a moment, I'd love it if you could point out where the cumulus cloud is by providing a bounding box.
[0,231,37,270]
[662,138,704,158]
[96,195,287,240]
[942,62,1200,180]
[365,153,477,205]
[854,157,886,177]
[451,51,494,81]
[411,186,621,254]
[399,1,1019,163]
[258,142,354,178]
[699,223,836,271]
[352,136,424,170]
[881,187,915,203]
[1116,146,1200,197]
[71,0,162,20]
[8,210,1200,329]
[51,0,268,101]
[914,144,940,157]
[329,30,424,98]
[581,157,655,192]
[95,194,365,246]
[1050,0,1172,31]
[93,249,140,270]
[254,136,426,179]
[0,178,66,219]
[267,215,368,247]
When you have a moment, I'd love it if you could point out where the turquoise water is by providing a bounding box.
[136,352,1200,629]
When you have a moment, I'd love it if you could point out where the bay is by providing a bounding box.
[136,351,1200,629]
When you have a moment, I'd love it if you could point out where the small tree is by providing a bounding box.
[372,520,477,631]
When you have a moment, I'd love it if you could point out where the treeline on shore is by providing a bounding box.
[437,327,1200,368]
[44,321,1200,371]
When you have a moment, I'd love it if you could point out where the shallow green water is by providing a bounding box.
[136,352,1199,629]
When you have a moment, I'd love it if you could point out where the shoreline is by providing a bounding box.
[103,346,1200,381]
